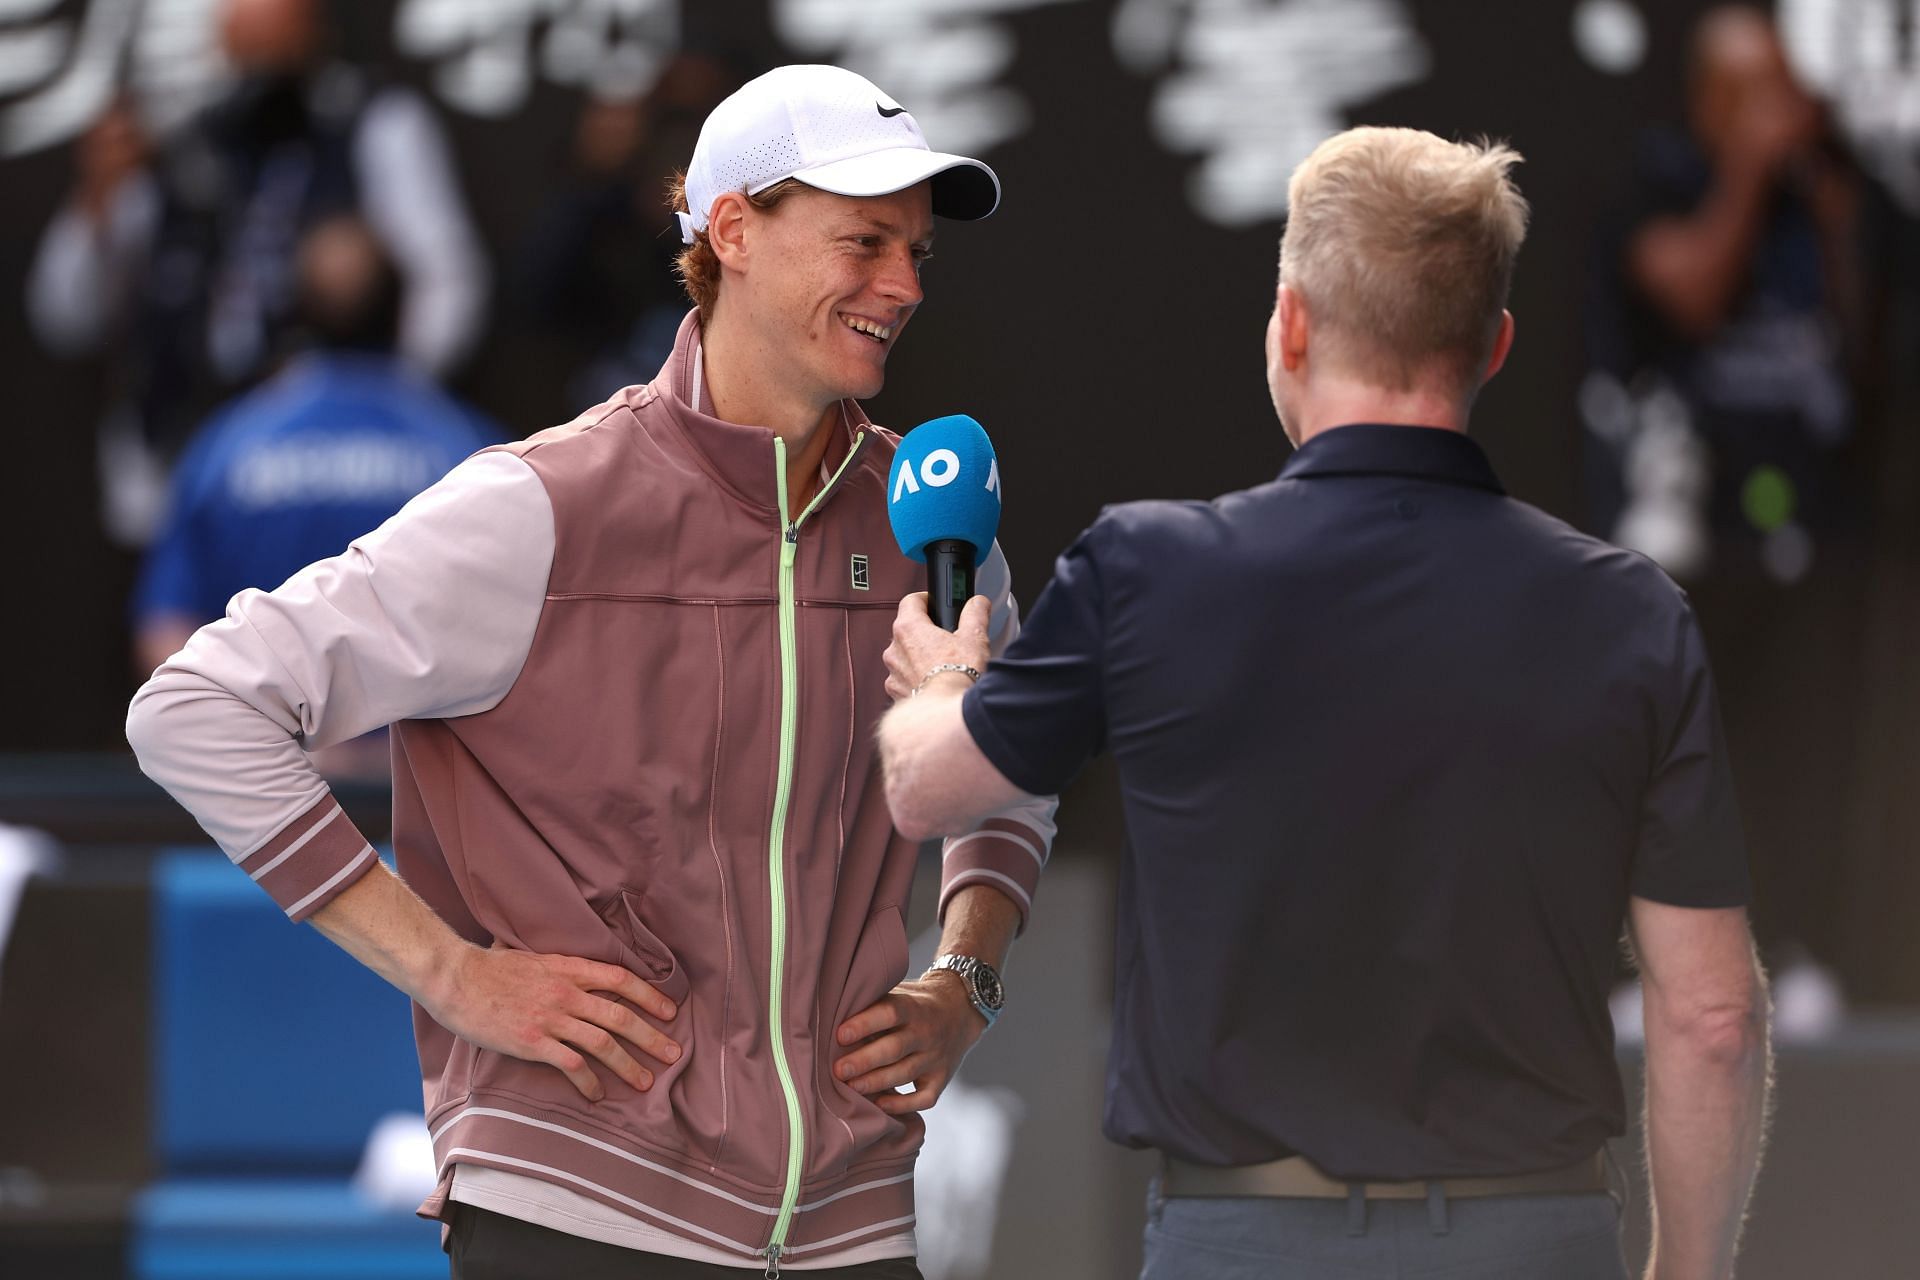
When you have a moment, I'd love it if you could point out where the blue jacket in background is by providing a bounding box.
[134,353,500,624]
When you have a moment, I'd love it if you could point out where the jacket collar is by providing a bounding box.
[645,310,875,516]
[1277,423,1505,494]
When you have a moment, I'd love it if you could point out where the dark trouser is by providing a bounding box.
[446,1204,925,1279]
[1139,1180,1629,1279]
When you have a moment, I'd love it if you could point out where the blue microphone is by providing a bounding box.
[886,414,1001,631]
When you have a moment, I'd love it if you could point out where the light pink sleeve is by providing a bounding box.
[938,540,1059,931]
[125,451,553,920]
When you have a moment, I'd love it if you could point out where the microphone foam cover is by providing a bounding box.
[886,414,1001,563]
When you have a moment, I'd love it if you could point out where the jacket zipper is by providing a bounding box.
[764,429,866,1277]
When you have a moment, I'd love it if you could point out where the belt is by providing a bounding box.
[1160,1151,1608,1201]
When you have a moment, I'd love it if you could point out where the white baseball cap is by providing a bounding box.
[676,64,1001,245]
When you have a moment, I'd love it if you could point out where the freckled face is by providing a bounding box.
[739,183,934,405]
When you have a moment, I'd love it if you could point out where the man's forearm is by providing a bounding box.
[931,882,1024,971]
[1641,980,1772,1280]
[879,677,1020,838]
[307,860,472,1009]
[309,858,681,1101]
[914,881,1024,1045]
[830,882,1026,1111]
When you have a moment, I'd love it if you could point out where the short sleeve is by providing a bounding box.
[1631,606,1751,906]
[961,528,1108,797]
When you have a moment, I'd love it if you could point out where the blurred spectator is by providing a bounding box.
[27,0,489,545]
[1587,3,1866,574]
[515,51,741,411]
[1584,4,1877,996]
[132,216,496,709]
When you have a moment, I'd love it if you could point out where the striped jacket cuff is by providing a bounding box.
[236,795,379,922]
[938,817,1049,933]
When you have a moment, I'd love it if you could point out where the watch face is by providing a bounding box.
[970,964,1005,1010]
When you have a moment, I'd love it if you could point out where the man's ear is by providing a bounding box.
[1278,283,1310,373]
[707,191,750,271]
[1481,309,1516,384]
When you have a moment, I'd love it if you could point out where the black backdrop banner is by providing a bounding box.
[0,0,1814,749]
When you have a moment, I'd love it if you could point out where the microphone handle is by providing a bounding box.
[925,539,977,632]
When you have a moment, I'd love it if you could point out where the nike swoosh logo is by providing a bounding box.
[877,103,907,118]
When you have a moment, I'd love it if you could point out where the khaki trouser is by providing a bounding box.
[1140,1178,1630,1280]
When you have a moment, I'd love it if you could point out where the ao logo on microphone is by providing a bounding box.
[891,449,1000,502]
[886,413,1001,565]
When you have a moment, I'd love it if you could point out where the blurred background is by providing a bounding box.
[1,0,1917,1276]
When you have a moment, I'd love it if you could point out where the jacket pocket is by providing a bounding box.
[832,904,909,1029]
[815,905,915,1178]
[463,892,692,1120]
[595,890,737,1174]
[599,888,692,1007]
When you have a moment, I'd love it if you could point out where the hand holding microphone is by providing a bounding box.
[883,415,1000,701]
[886,414,1001,631]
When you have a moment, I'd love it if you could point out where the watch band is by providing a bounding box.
[926,953,1004,1027]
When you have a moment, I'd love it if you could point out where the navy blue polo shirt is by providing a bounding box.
[962,423,1749,1179]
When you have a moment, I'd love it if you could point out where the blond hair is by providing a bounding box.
[1279,127,1529,393]
[667,171,807,320]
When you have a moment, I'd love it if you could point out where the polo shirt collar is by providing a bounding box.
[1277,423,1505,494]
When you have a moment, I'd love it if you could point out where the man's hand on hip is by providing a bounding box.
[884,592,991,703]
[832,970,985,1115]
[422,943,682,1103]
[310,863,683,1105]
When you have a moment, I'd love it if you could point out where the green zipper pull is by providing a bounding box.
[764,1242,782,1278]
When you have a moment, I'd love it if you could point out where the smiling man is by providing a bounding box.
[128,65,1056,1279]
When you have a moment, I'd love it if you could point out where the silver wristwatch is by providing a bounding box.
[925,953,1005,1028]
